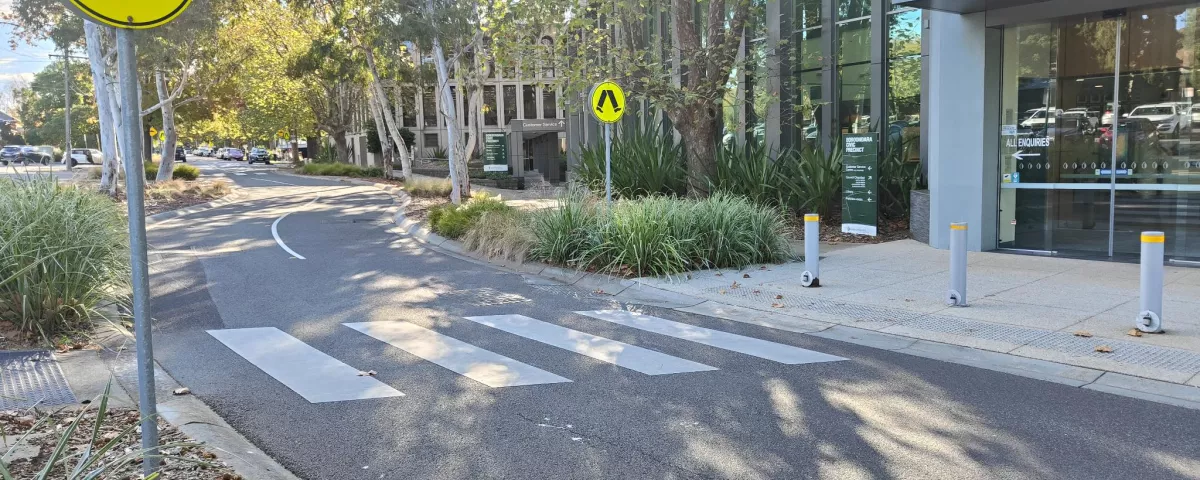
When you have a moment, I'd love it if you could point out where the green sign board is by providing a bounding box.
[483,133,508,172]
[841,133,878,236]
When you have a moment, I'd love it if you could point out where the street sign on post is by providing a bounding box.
[589,81,626,205]
[61,0,193,476]
[149,126,158,138]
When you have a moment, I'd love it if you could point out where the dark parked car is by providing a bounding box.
[1,145,21,165]
[247,147,271,164]
[175,146,187,162]
[227,148,244,161]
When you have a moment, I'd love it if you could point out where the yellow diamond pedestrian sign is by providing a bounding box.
[63,0,193,30]
[148,127,158,138]
[590,81,626,124]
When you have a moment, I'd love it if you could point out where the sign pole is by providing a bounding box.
[605,123,612,206]
[116,27,160,476]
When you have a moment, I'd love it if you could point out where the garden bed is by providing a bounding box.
[0,408,240,479]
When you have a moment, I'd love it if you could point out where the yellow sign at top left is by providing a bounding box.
[64,0,192,30]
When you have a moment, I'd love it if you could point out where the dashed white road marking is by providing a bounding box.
[576,310,846,364]
[344,322,572,387]
[463,315,716,375]
[207,327,405,403]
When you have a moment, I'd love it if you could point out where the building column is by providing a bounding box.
[870,0,887,156]
[766,0,793,154]
[925,11,999,251]
[820,0,836,154]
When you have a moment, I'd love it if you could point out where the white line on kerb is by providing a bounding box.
[271,196,319,260]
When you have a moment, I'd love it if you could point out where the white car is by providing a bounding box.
[1019,107,1062,130]
[216,147,228,159]
[1190,104,1200,127]
[1127,103,1187,138]
[68,148,104,166]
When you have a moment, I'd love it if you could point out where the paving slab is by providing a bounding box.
[674,301,833,334]
[1083,373,1200,410]
[896,340,1104,387]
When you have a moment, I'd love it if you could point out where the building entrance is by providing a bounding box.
[998,4,1200,262]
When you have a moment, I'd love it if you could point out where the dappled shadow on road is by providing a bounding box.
[146,183,1200,480]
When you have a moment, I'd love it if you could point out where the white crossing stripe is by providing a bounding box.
[576,310,846,365]
[344,322,571,387]
[234,173,247,176]
[463,315,716,375]
[254,172,267,175]
[207,327,404,403]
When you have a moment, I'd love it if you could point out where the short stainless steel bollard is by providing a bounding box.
[1137,231,1165,333]
[801,214,820,287]
[947,222,968,306]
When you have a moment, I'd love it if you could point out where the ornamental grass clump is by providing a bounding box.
[0,177,129,337]
[529,190,790,277]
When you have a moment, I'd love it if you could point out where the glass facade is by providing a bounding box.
[997,4,1200,260]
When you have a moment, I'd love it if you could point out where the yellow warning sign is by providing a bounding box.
[66,0,193,30]
[148,127,158,138]
[589,81,626,124]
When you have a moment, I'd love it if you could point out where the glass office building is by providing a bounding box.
[899,0,1200,263]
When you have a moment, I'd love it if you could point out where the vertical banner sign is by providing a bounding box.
[483,133,508,172]
[841,134,879,236]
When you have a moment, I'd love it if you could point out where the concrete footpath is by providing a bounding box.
[627,240,1200,406]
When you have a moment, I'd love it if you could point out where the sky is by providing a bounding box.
[0,0,56,92]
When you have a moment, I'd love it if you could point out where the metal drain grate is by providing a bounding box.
[1024,333,1200,373]
[703,285,920,323]
[899,315,1056,345]
[443,288,531,307]
[0,350,77,409]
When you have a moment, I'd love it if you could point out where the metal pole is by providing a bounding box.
[63,46,72,169]
[947,222,968,306]
[1137,231,1165,333]
[1108,18,1122,258]
[801,214,820,287]
[604,122,612,205]
[116,28,159,476]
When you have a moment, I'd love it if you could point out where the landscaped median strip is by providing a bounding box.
[338,178,1200,411]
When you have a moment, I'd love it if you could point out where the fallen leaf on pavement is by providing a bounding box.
[771,303,784,309]
[1094,345,1113,353]
[1127,329,1143,337]
[593,289,605,295]
[1073,331,1093,338]
[357,370,377,376]
[752,290,761,294]
[759,266,767,270]
[731,282,740,289]
[775,295,783,300]
[714,272,723,277]
[718,289,727,294]
[742,274,751,279]
[172,387,190,396]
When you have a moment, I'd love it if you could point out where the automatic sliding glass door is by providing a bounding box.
[998,5,1200,261]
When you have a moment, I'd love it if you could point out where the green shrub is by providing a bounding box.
[709,141,792,209]
[528,192,790,277]
[172,163,200,181]
[878,134,923,219]
[406,177,453,198]
[430,146,449,160]
[529,188,601,266]
[299,162,378,177]
[429,194,513,239]
[462,208,537,263]
[0,177,129,337]
[786,140,843,218]
[143,161,158,181]
[577,125,686,198]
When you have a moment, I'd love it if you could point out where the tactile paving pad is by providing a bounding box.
[0,350,77,409]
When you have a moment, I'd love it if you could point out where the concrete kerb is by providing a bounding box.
[341,178,1200,411]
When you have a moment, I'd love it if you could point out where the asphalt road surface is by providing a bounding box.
[146,159,1200,480]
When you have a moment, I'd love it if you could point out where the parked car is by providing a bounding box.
[1098,117,1159,148]
[1126,103,1188,138]
[216,147,228,159]
[17,146,53,165]
[193,146,211,156]
[175,146,187,162]
[0,145,21,165]
[226,148,244,161]
[247,147,271,164]
[1190,104,1200,128]
[1062,109,1099,131]
[1019,107,1063,130]
[68,148,104,166]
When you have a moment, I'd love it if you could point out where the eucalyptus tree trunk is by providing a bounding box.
[364,49,411,180]
[366,85,393,170]
[85,22,121,195]
[154,70,179,182]
[430,36,466,203]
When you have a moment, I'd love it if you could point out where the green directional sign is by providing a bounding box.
[483,133,508,172]
[841,133,878,236]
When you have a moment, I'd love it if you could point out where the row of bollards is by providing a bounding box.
[802,216,1167,334]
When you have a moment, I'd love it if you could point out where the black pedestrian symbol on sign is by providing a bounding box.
[595,89,621,114]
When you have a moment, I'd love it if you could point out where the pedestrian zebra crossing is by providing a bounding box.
[207,310,846,404]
